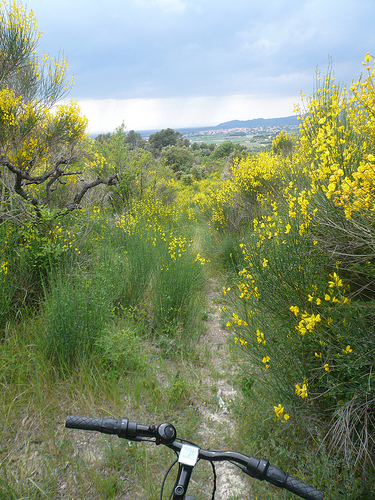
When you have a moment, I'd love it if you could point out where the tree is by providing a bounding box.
[95,132,112,143]
[0,1,117,218]
[161,145,196,174]
[210,140,246,160]
[148,128,184,154]
[93,124,158,210]
[125,130,145,150]
[93,123,129,177]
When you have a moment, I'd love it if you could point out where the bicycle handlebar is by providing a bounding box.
[65,415,324,500]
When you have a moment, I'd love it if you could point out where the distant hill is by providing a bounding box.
[135,115,299,138]
[215,116,298,129]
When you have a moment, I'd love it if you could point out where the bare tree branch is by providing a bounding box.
[0,155,118,216]
[65,174,119,211]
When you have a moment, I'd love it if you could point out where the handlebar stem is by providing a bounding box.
[173,465,194,500]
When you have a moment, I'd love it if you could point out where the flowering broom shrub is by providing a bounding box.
[113,193,206,337]
[0,207,84,336]
[222,55,375,487]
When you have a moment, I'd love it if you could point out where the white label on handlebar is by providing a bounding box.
[178,444,200,466]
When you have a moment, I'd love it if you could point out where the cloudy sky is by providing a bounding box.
[28,0,375,133]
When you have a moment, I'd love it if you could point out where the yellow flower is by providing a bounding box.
[0,261,8,274]
[262,356,270,369]
[364,53,372,63]
[290,305,299,316]
[256,329,266,345]
[274,404,284,418]
[324,363,330,372]
[328,272,343,288]
[262,258,268,268]
[295,379,308,399]
[343,345,353,354]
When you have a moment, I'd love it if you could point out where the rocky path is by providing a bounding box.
[195,279,253,500]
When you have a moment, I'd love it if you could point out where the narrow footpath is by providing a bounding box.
[195,279,254,500]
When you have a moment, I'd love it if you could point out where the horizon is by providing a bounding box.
[90,113,299,137]
[77,95,300,135]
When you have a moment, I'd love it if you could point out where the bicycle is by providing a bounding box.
[65,415,324,500]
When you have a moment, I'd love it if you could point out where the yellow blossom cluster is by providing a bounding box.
[234,337,248,346]
[195,253,210,265]
[289,308,322,336]
[295,55,375,221]
[237,267,259,300]
[256,329,266,345]
[274,403,290,422]
[262,356,270,369]
[1,91,87,177]
[0,261,8,274]
[226,312,248,328]
[0,0,41,54]
[230,152,292,208]
[168,235,188,261]
[295,379,309,399]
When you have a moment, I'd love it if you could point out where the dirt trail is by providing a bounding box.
[195,279,253,500]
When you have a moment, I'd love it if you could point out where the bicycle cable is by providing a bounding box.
[160,455,178,500]
[209,460,216,500]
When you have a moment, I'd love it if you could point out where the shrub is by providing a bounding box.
[222,55,375,483]
[153,234,205,336]
[42,267,111,372]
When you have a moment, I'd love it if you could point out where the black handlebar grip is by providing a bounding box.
[285,475,324,500]
[65,415,103,431]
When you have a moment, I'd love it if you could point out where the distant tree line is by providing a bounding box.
[94,126,248,180]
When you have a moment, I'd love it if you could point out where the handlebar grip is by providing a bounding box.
[285,475,324,500]
[65,416,158,440]
[248,460,324,500]
[66,415,103,431]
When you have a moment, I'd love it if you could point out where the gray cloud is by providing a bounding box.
[28,0,375,128]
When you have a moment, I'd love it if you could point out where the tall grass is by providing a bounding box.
[153,242,205,335]
[41,266,112,372]
[104,219,161,310]
[109,197,207,339]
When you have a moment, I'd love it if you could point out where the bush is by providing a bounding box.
[221,55,375,486]
[0,210,81,334]
[42,267,111,372]
[153,234,205,336]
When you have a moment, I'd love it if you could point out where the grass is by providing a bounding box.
[0,309,214,499]
[41,266,112,372]
[0,233,252,499]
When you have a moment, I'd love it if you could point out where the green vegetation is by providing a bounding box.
[1,2,375,499]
